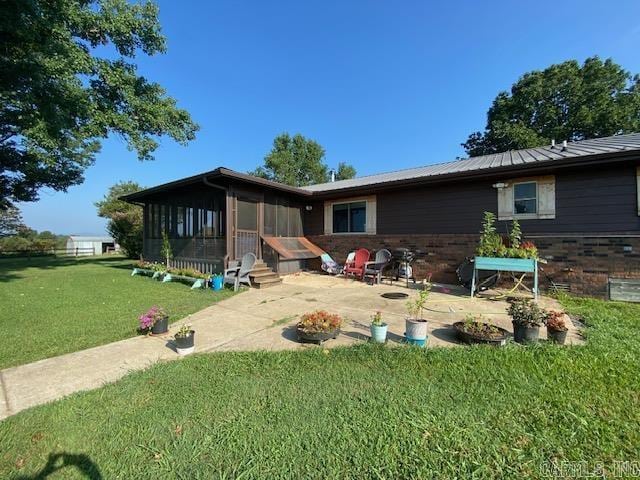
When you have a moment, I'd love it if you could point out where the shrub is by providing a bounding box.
[477,212,538,259]
[546,310,568,332]
[297,311,343,334]
[507,298,547,327]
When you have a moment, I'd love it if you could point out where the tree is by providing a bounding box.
[335,162,356,181]
[0,206,24,237]
[463,57,640,156]
[251,133,356,186]
[95,181,143,258]
[0,0,199,208]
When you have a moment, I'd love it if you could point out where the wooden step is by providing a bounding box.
[250,269,279,280]
[247,261,281,289]
[252,276,282,289]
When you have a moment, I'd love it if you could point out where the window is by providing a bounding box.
[176,207,185,237]
[514,182,537,215]
[497,176,555,220]
[332,201,366,233]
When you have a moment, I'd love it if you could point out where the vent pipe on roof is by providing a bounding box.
[330,169,336,182]
[551,139,556,148]
[562,140,568,151]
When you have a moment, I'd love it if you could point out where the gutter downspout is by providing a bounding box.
[202,176,230,268]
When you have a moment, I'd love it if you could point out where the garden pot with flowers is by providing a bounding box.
[296,310,343,345]
[174,324,195,355]
[546,310,569,345]
[139,306,169,335]
[370,311,388,343]
[507,298,547,344]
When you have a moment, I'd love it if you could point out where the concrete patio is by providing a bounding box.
[0,272,583,420]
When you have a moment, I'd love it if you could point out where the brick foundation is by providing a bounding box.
[306,234,640,298]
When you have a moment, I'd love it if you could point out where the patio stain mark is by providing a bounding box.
[270,315,297,328]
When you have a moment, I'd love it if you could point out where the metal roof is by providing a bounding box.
[303,133,640,192]
[67,236,114,242]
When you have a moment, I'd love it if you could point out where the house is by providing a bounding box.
[66,236,117,256]
[122,133,640,296]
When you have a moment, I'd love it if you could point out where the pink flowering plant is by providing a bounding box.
[138,306,167,332]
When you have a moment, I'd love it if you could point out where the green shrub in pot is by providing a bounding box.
[507,298,547,344]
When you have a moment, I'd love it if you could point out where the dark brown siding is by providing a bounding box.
[304,162,640,236]
[303,201,325,236]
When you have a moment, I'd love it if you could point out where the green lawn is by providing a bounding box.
[1,295,639,479]
[0,255,235,370]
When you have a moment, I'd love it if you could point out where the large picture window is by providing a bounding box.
[332,201,366,233]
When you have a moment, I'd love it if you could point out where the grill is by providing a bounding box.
[391,248,417,287]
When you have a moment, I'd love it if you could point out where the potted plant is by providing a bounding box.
[546,310,568,345]
[453,314,509,346]
[370,310,388,343]
[405,282,431,346]
[296,310,343,345]
[174,323,195,355]
[138,306,169,335]
[211,272,224,291]
[507,298,547,344]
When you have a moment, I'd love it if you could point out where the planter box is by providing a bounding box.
[162,274,207,289]
[453,321,509,346]
[474,256,536,273]
[131,268,155,277]
[472,256,538,299]
[297,328,340,345]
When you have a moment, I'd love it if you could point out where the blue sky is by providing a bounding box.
[19,0,640,234]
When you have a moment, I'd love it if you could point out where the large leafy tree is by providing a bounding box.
[463,57,640,156]
[251,133,356,187]
[95,181,143,258]
[0,0,198,207]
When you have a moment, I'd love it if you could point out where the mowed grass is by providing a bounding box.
[1,295,639,479]
[0,256,235,369]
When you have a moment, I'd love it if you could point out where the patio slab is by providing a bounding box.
[0,272,583,420]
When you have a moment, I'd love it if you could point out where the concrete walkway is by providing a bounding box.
[0,273,583,420]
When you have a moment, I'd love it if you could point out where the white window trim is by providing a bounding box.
[324,196,376,235]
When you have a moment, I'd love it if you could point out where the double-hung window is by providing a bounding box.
[497,176,555,220]
[513,182,537,215]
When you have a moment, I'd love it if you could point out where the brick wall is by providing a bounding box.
[306,234,640,298]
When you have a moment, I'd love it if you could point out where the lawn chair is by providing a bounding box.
[343,248,370,280]
[364,249,392,284]
[320,253,343,275]
[224,252,256,291]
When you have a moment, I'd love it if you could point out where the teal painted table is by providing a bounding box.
[471,256,538,300]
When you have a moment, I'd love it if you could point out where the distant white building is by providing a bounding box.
[66,236,118,256]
